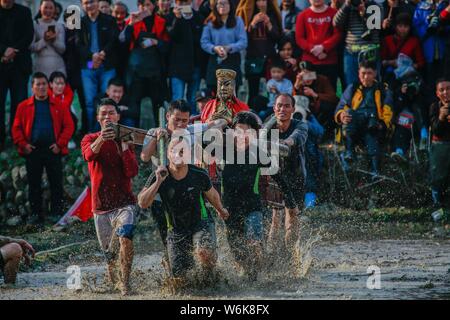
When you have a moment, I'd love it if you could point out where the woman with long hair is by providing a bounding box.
[200,0,248,90]
[30,0,66,78]
[265,37,299,84]
[236,0,282,104]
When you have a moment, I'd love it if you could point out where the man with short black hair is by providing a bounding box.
[267,93,308,257]
[429,78,450,208]
[335,61,393,176]
[81,98,139,295]
[138,137,229,285]
[140,99,226,268]
[94,77,133,127]
[221,111,269,281]
[12,72,75,224]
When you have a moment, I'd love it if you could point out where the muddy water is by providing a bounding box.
[1,239,449,300]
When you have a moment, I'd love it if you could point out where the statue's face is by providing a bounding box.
[217,79,235,101]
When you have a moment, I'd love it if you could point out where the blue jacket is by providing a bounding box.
[413,0,450,63]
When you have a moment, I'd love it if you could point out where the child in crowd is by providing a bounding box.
[266,37,299,84]
[260,60,293,120]
[48,71,76,149]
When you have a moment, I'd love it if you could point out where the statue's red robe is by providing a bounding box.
[200,97,250,123]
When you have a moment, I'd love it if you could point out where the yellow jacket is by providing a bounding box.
[334,82,394,142]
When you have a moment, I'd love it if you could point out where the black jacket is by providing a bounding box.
[430,101,450,142]
[78,12,119,70]
[166,11,205,81]
[0,3,34,75]
[247,13,281,58]
[64,28,82,88]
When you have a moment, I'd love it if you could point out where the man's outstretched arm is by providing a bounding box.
[137,166,167,209]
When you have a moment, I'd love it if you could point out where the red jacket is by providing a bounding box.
[441,8,450,22]
[49,84,74,111]
[12,96,75,156]
[295,7,341,65]
[381,35,426,69]
[127,14,170,51]
[201,97,250,123]
[81,132,138,213]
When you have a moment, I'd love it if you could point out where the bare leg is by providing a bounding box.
[247,240,263,269]
[106,260,118,287]
[267,208,283,251]
[285,207,300,251]
[118,237,134,295]
[1,243,23,284]
[245,240,263,281]
[195,247,217,272]
[195,247,218,286]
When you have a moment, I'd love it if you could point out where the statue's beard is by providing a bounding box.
[218,89,234,101]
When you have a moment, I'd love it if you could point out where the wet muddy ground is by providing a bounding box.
[1,210,449,300]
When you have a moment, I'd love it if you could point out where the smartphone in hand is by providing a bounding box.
[302,72,317,82]
[178,5,192,15]
[141,38,155,48]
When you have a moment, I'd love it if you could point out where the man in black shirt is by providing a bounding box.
[138,137,229,284]
[0,0,34,151]
[221,111,269,281]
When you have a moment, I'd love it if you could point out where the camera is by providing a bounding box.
[426,11,440,31]
[343,109,379,133]
[405,82,420,97]
[367,112,379,131]
[400,72,422,99]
